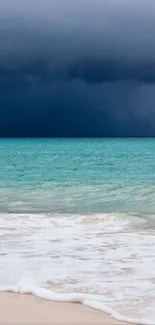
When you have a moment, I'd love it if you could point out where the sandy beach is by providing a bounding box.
[0,293,128,325]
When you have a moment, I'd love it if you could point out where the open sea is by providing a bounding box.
[1,138,155,323]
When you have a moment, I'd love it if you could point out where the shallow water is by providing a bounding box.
[1,138,155,323]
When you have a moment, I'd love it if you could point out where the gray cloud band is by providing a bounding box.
[1,0,155,135]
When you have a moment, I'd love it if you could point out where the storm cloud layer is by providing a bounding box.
[1,0,155,136]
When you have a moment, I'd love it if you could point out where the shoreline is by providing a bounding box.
[0,292,129,325]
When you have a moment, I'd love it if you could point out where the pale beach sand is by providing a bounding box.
[0,293,128,325]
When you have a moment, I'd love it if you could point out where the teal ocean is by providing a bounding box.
[0,138,155,215]
[1,138,155,323]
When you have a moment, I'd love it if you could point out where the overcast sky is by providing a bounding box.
[1,0,155,136]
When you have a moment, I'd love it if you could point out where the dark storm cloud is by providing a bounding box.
[1,0,155,136]
[66,60,155,84]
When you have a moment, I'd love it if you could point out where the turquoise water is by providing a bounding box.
[1,138,155,322]
[0,138,155,215]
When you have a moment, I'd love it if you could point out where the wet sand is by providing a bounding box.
[0,292,128,325]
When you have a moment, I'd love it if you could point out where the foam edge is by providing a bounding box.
[0,285,152,325]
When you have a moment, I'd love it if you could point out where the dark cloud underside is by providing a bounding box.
[1,0,155,136]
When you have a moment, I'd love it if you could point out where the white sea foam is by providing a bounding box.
[0,284,153,325]
[1,212,155,323]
